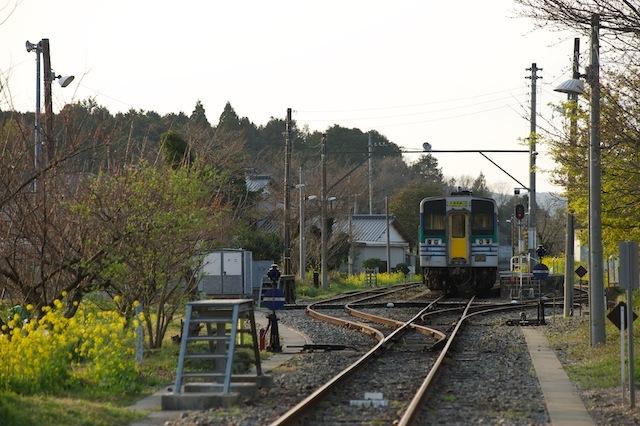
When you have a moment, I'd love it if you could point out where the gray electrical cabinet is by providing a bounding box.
[199,250,253,296]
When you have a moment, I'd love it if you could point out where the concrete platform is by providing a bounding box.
[523,327,594,425]
[161,392,238,411]
[182,381,259,398]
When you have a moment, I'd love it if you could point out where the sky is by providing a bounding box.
[0,0,585,193]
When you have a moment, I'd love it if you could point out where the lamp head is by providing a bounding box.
[57,75,75,87]
[554,78,585,95]
[422,142,432,152]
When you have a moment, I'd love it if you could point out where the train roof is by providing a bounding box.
[419,195,497,204]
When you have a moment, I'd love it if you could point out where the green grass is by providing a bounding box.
[296,273,419,301]
[546,315,640,389]
[0,391,144,426]
[1,312,262,424]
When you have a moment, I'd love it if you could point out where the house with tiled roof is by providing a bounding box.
[336,214,412,274]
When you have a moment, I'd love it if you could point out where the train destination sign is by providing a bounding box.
[446,199,470,210]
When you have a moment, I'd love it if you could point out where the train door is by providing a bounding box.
[448,212,469,264]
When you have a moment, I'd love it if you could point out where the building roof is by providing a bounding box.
[336,214,408,245]
[245,175,271,193]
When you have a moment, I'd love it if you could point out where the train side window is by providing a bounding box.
[451,214,465,238]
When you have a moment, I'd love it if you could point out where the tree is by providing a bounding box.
[411,154,444,184]
[216,102,242,133]
[234,224,283,261]
[547,70,640,255]
[190,100,210,128]
[516,0,640,58]
[389,181,443,248]
[471,172,490,197]
[161,130,193,168]
[76,164,227,348]
[362,258,382,270]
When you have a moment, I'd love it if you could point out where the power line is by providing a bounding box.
[296,86,526,113]
[297,92,529,123]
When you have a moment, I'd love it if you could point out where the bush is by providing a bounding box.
[362,258,382,270]
[394,263,410,275]
[0,297,140,395]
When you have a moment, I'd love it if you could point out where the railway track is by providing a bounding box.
[271,286,590,425]
[271,293,447,426]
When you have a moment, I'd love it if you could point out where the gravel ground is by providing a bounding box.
[167,303,551,426]
[546,315,640,425]
[416,308,550,425]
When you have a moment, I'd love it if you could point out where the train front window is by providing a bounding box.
[471,200,494,234]
[451,214,465,238]
[424,200,445,236]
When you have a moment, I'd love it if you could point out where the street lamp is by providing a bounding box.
[26,39,75,181]
[553,14,605,346]
[51,70,74,88]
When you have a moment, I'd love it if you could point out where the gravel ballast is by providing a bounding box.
[168,304,552,425]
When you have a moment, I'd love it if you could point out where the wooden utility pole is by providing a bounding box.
[321,134,328,289]
[526,62,542,272]
[368,133,373,214]
[283,108,292,274]
[298,166,306,281]
[385,196,391,273]
[42,39,54,163]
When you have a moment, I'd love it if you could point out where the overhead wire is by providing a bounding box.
[297,91,530,123]
[296,85,526,113]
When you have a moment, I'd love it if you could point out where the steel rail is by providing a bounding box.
[305,283,422,341]
[270,296,445,426]
[398,294,590,425]
[397,298,475,426]
[345,290,445,340]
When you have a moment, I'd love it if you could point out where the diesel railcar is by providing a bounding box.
[419,191,498,294]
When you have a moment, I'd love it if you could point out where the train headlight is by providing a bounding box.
[427,239,432,244]
[485,239,492,244]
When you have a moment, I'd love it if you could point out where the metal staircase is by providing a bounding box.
[173,299,262,394]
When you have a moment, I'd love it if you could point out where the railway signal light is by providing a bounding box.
[515,204,525,221]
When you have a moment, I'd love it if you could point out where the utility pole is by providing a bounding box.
[34,44,42,176]
[526,63,542,271]
[564,38,580,318]
[348,204,353,276]
[321,134,328,289]
[589,14,605,345]
[26,40,43,188]
[283,108,292,275]
[42,39,54,162]
[368,133,373,214]
[385,196,391,273]
[298,166,305,281]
